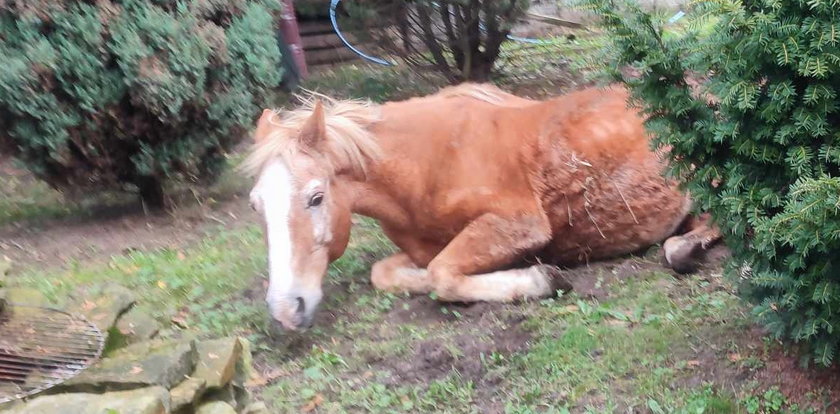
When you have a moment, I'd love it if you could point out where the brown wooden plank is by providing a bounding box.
[298,21,335,35]
[301,32,358,50]
[298,18,391,36]
[304,46,363,66]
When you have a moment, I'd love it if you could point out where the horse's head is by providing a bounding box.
[245,99,379,330]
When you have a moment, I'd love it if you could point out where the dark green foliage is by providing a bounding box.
[0,0,284,207]
[578,0,840,365]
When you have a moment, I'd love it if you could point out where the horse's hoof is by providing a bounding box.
[662,236,702,275]
[535,264,573,296]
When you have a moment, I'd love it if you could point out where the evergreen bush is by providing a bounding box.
[579,0,840,365]
[0,0,285,207]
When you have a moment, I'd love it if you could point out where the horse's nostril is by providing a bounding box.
[295,297,305,314]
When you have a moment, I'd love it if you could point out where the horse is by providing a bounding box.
[243,83,720,330]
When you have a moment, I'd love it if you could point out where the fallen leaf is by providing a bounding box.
[606,319,629,327]
[562,305,579,313]
[686,360,701,367]
[157,280,167,289]
[171,315,189,328]
[301,394,324,412]
[245,374,267,387]
[727,353,742,362]
[254,367,287,385]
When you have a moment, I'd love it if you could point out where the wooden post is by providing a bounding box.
[279,0,309,79]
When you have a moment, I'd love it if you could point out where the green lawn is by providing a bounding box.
[4,211,830,412]
[1,61,835,414]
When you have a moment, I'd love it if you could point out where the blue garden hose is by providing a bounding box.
[330,0,395,66]
[329,0,546,66]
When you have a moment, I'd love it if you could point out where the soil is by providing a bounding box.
[382,323,531,386]
[0,157,257,269]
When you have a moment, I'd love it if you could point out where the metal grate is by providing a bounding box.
[0,303,105,404]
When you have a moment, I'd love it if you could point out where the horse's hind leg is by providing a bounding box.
[662,213,722,274]
[424,213,572,302]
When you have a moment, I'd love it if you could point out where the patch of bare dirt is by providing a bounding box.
[0,155,257,269]
[670,317,840,410]
[378,316,531,385]
[754,347,840,410]
[0,195,256,268]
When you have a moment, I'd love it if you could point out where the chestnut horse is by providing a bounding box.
[244,84,719,330]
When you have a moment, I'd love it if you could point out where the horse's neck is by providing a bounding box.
[339,175,412,227]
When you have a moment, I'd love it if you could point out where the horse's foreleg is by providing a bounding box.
[370,252,433,294]
[426,213,571,302]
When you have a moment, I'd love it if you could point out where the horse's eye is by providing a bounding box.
[308,193,324,208]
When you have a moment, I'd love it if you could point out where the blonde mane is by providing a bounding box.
[242,84,512,178]
[435,82,508,105]
[241,92,382,178]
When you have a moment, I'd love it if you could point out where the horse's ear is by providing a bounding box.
[254,109,274,143]
[299,100,327,149]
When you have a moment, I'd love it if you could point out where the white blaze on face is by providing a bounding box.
[251,161,295,307]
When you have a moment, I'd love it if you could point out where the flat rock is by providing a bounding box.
[4,287,49,306]
[0,258,9,284]
[193,337,241,389]
[74,283,136,332]
[233,383,253,410]
[233,337,255,387]
[57,339,196,393]
[6,386,170,414]
[241,402,270,414]
[169,377,206,412]
[196,401,237,414]
[202,383,238,410]
[116,306,161,345]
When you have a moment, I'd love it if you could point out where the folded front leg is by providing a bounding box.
[426,212,571,302]
[371,252,433,295]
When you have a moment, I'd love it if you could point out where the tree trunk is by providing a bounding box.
[137,176,166,210]
[465,59,494,82]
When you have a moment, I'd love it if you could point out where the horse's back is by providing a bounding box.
[434,82,538,108]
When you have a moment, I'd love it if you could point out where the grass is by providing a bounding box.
[9,215,825,412]
[0,173,89,227]
[303,63,446,103]
[2,64,835,413]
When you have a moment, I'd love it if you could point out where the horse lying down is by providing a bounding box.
[243,84,720,330]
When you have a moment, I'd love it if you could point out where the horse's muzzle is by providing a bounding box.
[267,292,321,331]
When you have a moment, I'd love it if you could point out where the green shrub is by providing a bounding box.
[579,0,840,365]
[0,0,285,207]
